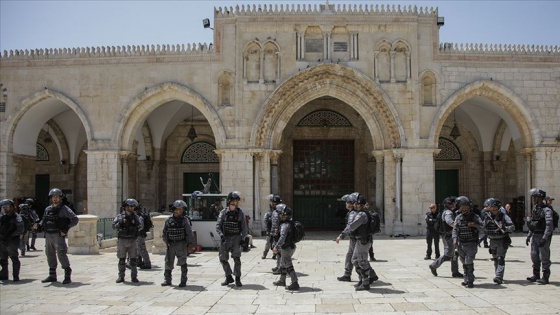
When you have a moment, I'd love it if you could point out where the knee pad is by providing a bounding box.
[286,266,295,274]
[129,258,137,267]
[233,257,241,264]
[442,255,451,262]
[181,265,188,273]
[118,258,126,265]
[497,256,505,266]
[219,260,228,265]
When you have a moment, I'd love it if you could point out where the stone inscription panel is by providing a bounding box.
[306,39,323,53]
[334,42,347,52]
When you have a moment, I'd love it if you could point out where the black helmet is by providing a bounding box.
[123,198,139,208]
[357,195,367,205]
[529,188,546,199]
[25,198,34,206]
[171,200,187,210]
[19,203,29,211]
[276,203,292,216]
[227,191,241,203]
[484,197,502,208]
[443,196,456,205]
[348,192,360,203]
[0,199,14,207]
[192,190,203,198]
[267,194,282,203]
[48,188,63,197]
[455,196,471,208]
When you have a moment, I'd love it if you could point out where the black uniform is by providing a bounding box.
[0,209,24,281]
[425,210,440,259]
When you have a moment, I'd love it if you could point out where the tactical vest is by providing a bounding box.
[528,207,546,233]
[43,206,69,233]
[117,216,138,239]
[223,210,241,236]
[484,213,505,237]
[457,214,478,242]
[350,211,371,240]
[166,217,187,242]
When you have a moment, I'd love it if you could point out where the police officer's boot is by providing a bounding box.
[235,276,242,287]
[537,270,550,284]
[221,274,234,286]
[273,272,286,286]
[355,269,370,291]
[137,256,144,269]
[41,268,57,283]
[179,265,188,287]
[62,267,72,284]
[0,259,8,280]
[286,281,300,290]
[161,270,172,286]
[466,264,474,288]
[11,256,21,281]
[369,269,379,283]
[527,268,540,282]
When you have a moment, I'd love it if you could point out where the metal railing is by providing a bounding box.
[96,217,117,240]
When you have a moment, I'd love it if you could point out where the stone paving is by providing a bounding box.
[1,232,559,314]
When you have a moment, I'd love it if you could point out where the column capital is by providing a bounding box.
[371,151,385,164]
[392,149,405,162]
[520,148,535,159]
[433,148,442,158]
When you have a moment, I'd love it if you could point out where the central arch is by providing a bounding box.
[251,64,404,150]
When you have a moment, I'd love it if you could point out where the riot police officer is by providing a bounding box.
[162,200,196,287]
[424,204,440,260]
[262,194,281,259]
[18,203,38,256]
[113,198,143,283]
[0,199,24,281]
[216,191,248,287]
[481,198,515,284]
[35,188,79,284]
[429,196,463,278]
[272,204,299,290]
[135,204,152,269]
[452,196,483,288]
[349,195,377,291]
[335,192,359,282]
[526,188,554,284]
[25,198,39,251]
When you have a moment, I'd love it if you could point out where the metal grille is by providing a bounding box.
[293,140,354,196]
[436,137,462,161]
[298,110,351,127]
[36,143,49,161]
[181,141,219,163]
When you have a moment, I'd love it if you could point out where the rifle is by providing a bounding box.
[484,212,505,234]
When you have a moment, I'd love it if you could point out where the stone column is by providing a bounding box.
[521,148,534,227]
[373,51,379,83]
[151,214,168,255]
[393,152,403,235]
[406,51,411,80]
[390,51,396,83]
[0,152,15,198]
[68,214,99,254]
[85,148,122,219]
[259,50,265,84]
[215,149,254,216]
[373,151,384,218]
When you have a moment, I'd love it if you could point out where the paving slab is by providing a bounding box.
[1,233,559,314]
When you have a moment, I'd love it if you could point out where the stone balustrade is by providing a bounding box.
[68,214,99,254]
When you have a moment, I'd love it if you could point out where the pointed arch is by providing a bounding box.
[1,88,93,154]
[429,80,539,149]
[118,82,226,151]
[251,64,405,150]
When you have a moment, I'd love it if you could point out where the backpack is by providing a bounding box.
[141,213,153,233]
[434,210,446,235]
[290,220,305,243]
[551,208,559,229]
[369,212,381,234]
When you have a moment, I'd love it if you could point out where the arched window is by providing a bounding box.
[421,71,436,106]
[263,42,279,83]
[245,42,261,83]
[375,41,392,82]
[218,72,233,106]
[36,143,49,161]
[298,110,352,127]
[436,137,462,161]
[393,42,409,82]
[181,142,219,164]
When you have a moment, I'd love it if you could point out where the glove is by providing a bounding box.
[525,236,530,246]
[240,238,245,246]
[538,238,547,247]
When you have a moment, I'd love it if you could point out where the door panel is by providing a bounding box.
[293,140,354,229]
[435,169,458,210]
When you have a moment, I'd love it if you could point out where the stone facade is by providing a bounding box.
[1,3,559,235]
